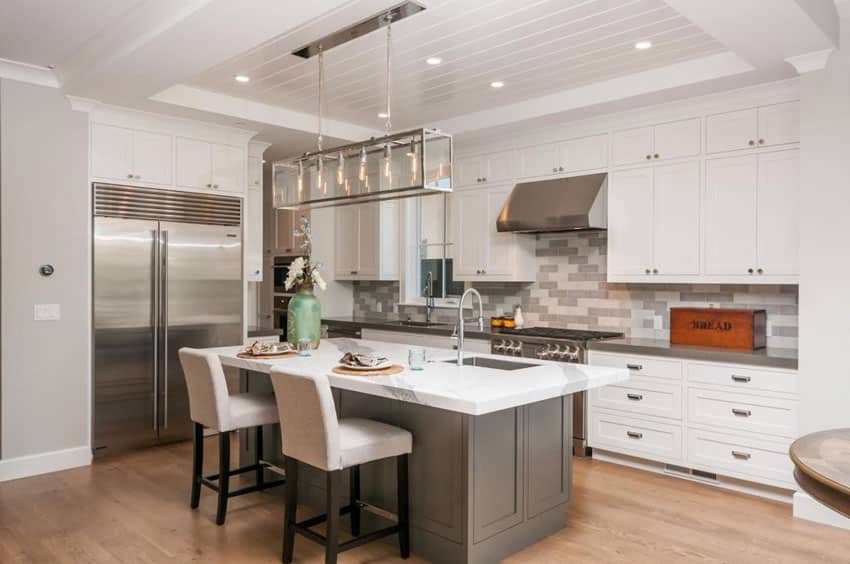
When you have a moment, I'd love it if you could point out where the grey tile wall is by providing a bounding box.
[352,231,799,350]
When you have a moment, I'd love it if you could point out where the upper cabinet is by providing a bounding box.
[177,137,245,193]
[334,202,399,281]
[517,134,608,179]
[612,118,700,167]
[455,150,513,186]
[706,101,799,154]
[245,154,264,282]
[91,123,173,186]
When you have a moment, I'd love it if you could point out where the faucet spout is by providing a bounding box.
[457,287,484,365]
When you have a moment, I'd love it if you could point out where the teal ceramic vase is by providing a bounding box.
[287,283,321,349]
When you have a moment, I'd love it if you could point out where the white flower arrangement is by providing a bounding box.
[285,216,327,291]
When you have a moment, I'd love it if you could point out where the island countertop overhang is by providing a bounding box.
[213,338,629,416]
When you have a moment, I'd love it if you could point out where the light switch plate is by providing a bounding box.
[34,303,60,321]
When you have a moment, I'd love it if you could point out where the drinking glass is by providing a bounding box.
[297,338,312,357]
[408,348,427,370]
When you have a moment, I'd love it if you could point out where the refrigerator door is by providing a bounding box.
[158,221,243,442]
[93,217,160,453]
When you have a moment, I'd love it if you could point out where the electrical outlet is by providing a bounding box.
[376,302,383,313]
[654,315,663,330]
[34,303,60,321]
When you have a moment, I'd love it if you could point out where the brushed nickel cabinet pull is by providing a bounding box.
[731,375,751,383]
[732,450,751,460]
[626,363,643,371]
[626,393,643,401]
[732,408,752,417]
[626,431,643,439]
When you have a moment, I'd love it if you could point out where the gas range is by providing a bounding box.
[490,327,624,362]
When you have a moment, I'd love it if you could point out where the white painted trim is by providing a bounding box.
[0,446,92,482]
[785,49,834,74]
[0,58,59,88]
[793,490,850,529]
[835,0,850,20]
[66,96,101,113]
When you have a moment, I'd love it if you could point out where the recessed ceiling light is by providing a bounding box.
[378,112,389,118]
[635,40,652,50]
[426,57,442,65]
[234,74,251,83]
[490,81,505,89]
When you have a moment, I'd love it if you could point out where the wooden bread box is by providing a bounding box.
[670,307,767,350]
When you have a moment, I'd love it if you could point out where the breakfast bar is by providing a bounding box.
[213,338,628,563]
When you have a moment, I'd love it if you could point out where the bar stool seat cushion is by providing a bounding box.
[226,393,279,432]
[338,418,412,469]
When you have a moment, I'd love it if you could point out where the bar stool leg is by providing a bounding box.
[191,423,203,509]
[216,431,231,526]
[325,470,342,564]
[255,425,265,488]
[397,454,410,559]
[349,465,361,536]
[282,457,299,564]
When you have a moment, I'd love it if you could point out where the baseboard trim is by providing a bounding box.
[793,491,850,530]
[0,446,92,482]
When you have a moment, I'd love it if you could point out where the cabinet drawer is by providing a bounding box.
[687,388,797,438]
[590,377,682,420]
[589,352,682,381]
[687,363,796,394]
[589,411,682,462]
[687,428,794,487]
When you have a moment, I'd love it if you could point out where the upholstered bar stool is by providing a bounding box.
[269,368,412,564]
[179,348,285,525]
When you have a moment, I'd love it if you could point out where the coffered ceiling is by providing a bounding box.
[189,0,726,129]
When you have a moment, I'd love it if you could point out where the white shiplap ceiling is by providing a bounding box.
[189,0,725,129]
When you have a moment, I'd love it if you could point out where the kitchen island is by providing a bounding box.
[214,338,628,563]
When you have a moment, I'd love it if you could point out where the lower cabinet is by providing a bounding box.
[588,350,798,491]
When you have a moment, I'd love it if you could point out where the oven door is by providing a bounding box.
[273,256,296,294]
[273,295,290,342]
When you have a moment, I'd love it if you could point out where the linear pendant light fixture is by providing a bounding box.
[274,1,452,210]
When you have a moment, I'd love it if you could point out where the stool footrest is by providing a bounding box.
[294,505,400,554]
[205,461,274,482]
[201,462,285,497]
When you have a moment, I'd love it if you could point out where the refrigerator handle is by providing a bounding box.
[152,229,160,432]
[161,230,169,430]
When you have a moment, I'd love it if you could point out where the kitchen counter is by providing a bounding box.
[215,337,628,415]
[588,338,798,370]
[322,315,495,340]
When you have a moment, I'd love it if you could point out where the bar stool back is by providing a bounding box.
[270,368,412,564]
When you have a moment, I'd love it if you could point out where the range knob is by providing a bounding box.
[536,346,550,360]
[508,340,523,355]
[493,340,508,353]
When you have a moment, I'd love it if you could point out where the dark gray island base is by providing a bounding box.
[240,371,573,564]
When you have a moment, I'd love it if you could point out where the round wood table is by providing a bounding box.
[790,429,850,518]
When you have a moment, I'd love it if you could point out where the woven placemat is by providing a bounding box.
[237,351,298,360]
[331,364,405,377]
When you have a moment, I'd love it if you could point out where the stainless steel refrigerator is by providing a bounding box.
[93,184,243,455]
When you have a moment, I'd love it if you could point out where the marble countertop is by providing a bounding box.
[322,316,495,340]
[213,338,629,416]
[587,338,798,370]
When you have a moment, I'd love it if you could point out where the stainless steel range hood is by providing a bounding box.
[496,173,608,233]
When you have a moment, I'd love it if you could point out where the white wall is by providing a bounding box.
[0,79,91,478]
[798,21,850,435]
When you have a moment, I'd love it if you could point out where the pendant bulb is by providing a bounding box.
[358,145,367,182]
[297,160,304,196]
[383,143,392,181]
[336,151,344,185]
[315,156,323,192]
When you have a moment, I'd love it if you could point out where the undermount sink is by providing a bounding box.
[395,320,449,328]
[442,356,540,371]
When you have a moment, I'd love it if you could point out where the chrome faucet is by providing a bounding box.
[425,271,435,323]
[457,287,484,364]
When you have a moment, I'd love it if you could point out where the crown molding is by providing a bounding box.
[66,96,100,113]
[835,0,850,20]
[786,49,834,73]
[0,58,59,88]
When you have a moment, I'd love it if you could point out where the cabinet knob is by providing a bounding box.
[476,178,481,182]
[135,174,141,179]
[757,268,764,274]
[254,270,260,275]
[747,268,754,274]
[652,268,658,274]
[206,183,212,188]
[482,177,487,181]
[552,168,558,173]
[213,184,219,189]
[748,140,755,146]
[653,154,659,159]
[645,155,652,160]
[482,269,486,275]
[645,268,651,274]
[758,139,765,145]
[127,174,134,179]
[558,166,564,172]
[350,270,358,275]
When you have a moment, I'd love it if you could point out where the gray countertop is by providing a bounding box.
[587,338,798,370]
[322,316,494,340]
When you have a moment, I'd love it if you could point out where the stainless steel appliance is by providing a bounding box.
[490,327,624,456]
[273,255,299,294]
[93,184,243,455]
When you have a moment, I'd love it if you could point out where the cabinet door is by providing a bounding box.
[248,156,263,189]
[483,150,514,183]
[211,144,244,193]
[176,137,212,189]
[483,187,513,276]
[653,118,700,161]
[132,130,173,186]
[704,155,757,275]
[91,123,133,181]
[706,109,757,154]
[453,190,486,276]
[455,155,483,186]
[653,161,700,275]
[517,143,558,178]
[560,134,608,172]
[275,209,296,254]
[612,126,652,166]
[757,150,799,276]
[245,186,263,281]
[357,203,380,278]
[335,206,360,277]
[758,102,799,148]
[608,168,654,275]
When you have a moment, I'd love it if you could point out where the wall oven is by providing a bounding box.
[273,255,299,294]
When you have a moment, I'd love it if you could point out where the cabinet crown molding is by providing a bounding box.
[0,58,59,88]
[785,49,834,74]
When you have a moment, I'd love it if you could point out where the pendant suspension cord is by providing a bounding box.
[384,15,392,136]
[317,45,325,153]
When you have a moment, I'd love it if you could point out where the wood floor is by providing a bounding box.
[2,438,850,563]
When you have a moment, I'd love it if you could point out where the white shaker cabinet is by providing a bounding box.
[612,118,700,166]
[334,202,399,281]
[455,150,513,186]
[244,156,264,282]
[518,134,608,179]
[91,123,173,186]
[757,102,800,149]
[176,137,245,194]
[756,150,800,276]
[608,161,700,279]
[517,142,560,178]
[706,102,799,154]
